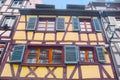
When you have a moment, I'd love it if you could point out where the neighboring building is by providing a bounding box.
[90,2,120,80]
[0,0,42,69]
[0,4,117,80]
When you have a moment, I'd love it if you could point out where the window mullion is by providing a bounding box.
[45,20,48,31]
[36,48,40,64]
[48,48,53,64]
[84,20,87,32]
[85,50,89,62]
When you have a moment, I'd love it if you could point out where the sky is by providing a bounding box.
[42,0,114,9]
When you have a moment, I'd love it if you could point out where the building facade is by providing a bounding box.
[0,0,41,71]
[90,2,120,80]
[0,3,118,80]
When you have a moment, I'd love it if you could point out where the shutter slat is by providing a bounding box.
[26,17,37,31]
[56,18,65,31]
[10,45,25,63]
[96,46,106,63]
[72,18,80,31]
[92,18,101,32]
[64,45,78,64]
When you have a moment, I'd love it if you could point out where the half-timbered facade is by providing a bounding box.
[0,4,117,80]
[0,0,42,66]
[90,2,120,80]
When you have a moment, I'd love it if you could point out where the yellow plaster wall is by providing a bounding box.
[20,66,30,77]
[45,33,55,41]
[67,66,79,79]
[46,42,56,44]
[17,23,25,30]
[30,41,42,44]
[72,68,79,79]
[20,15,25,22]
[15,41,27,44]
[105,54,111,63]
[68,24,73,31]
[54,67,63,78]
[89,34,97,41]
[65,32,79,41]
[103,71,107,78]
[1,64,12,77]
[97,33,103,41]
[81,65,100,79]
[103,66,114,78]
[57,32,64,41]
[60,42,73,44]
[80,34,88,41]
[99,42,105,45]
[67,66,75,79]
[90,42,97,45]
[27,32,33,40]
[35,67,48,77]
[75,42,87,45]
[34,33,44,41]
[13,64,19,76]
[13,31,26,40]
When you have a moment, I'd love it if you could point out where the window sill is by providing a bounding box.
[21,63,65,67]
[79,62,100,65]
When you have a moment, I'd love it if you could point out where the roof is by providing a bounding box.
[19,9,100,16]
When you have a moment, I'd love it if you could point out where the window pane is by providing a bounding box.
[81,29,86,31]
[12,1,23,8]
[1,16,16,29]
[26,49,37,63]
[52,49,62,64]
[39,49,49,64]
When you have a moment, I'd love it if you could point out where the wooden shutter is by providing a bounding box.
[64,45,79,64]
[92,18,101,32]
[26,17,37,31]
[108,16,116,26]
[10,45,25,63]
[96,46,106,63]
[56,18,65,31]
[72,18,80,31]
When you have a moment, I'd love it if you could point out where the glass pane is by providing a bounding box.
[80,51,86,62]
[80,25,85,28]
[87,29,92,32]
[86,25,91,28]
[81,29,86,31]
[39,49,49,64]
[52,49,62,64]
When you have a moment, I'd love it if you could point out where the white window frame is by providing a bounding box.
[0,0,5,7]
[1,16,16,29]
[11,0,23,8]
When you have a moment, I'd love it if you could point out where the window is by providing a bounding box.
[92,18,101,32]
[79,48,94,63]
[1,16,16,29]
[25,47,62,64]
[38,18,55,31]
[96,46,106,63]
[56,18,65,31]
[26,17,37,31]
[72,18,80,31]
[11,0,23,8]
[0,42,5,58]
[0,0,5,7]
[10,45,25,63]
[79,19,93,32]
[64,45,78,64]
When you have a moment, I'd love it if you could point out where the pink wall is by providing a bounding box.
[26,0,42,8]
